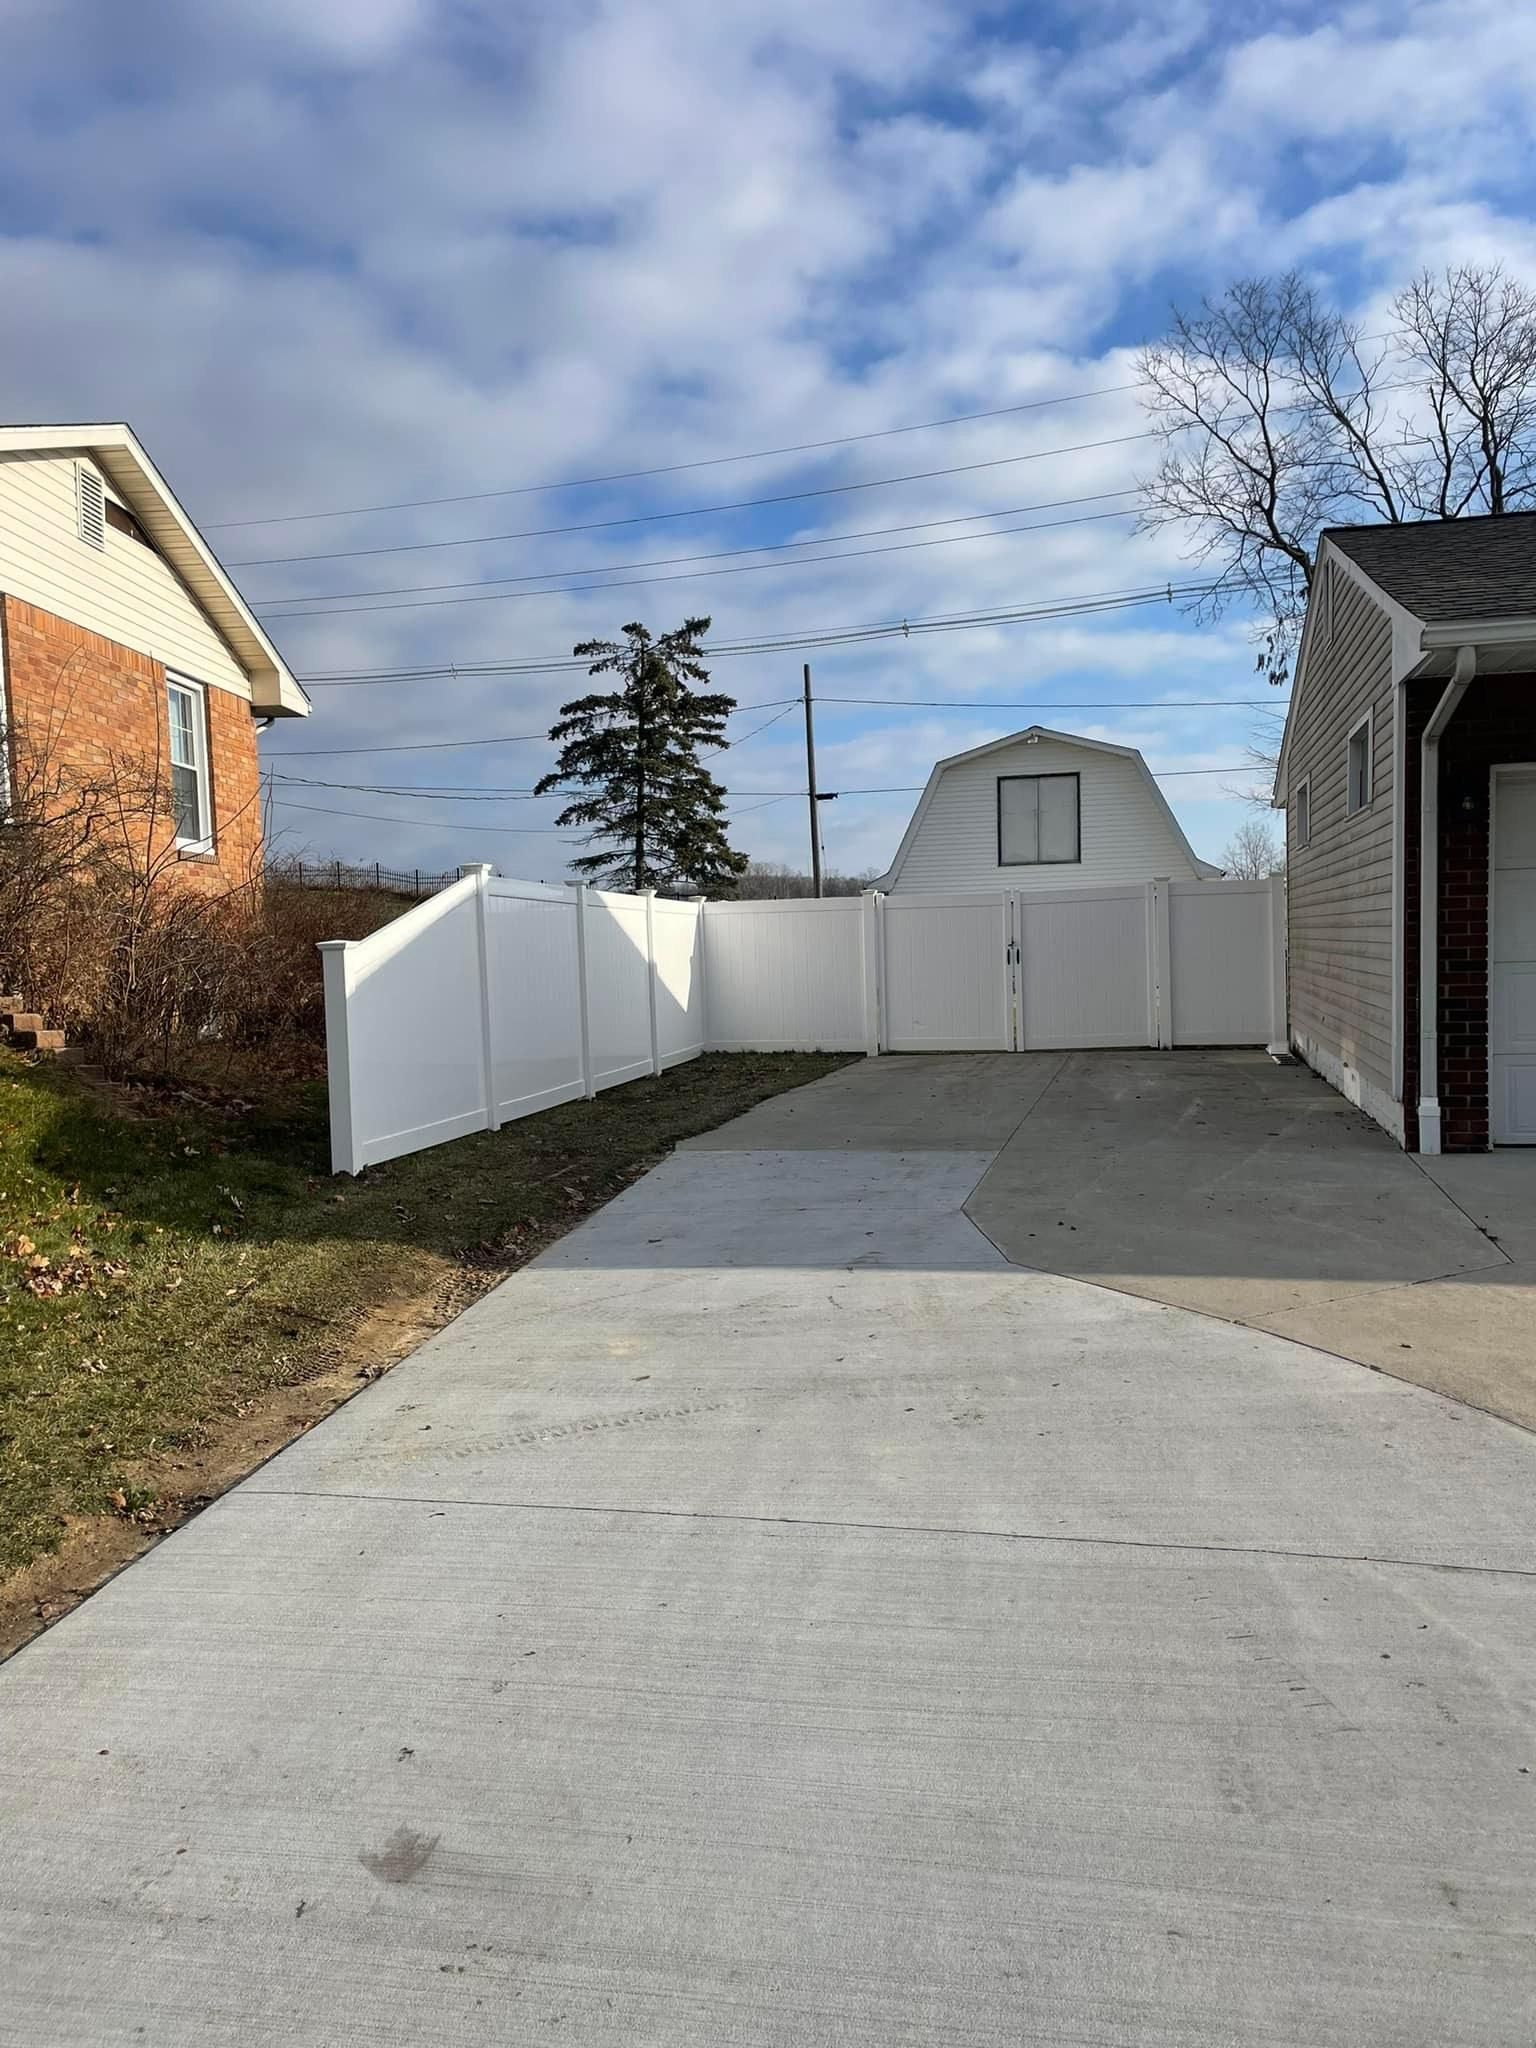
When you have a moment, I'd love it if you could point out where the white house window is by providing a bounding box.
[166,676,212,851]
[1293,777,1311,850]
[998,772,1080,865]
[1346,713,1372,815]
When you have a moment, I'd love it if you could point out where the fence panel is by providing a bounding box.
[584,889,656,1089]
[1167,877,1277,1045]
[651,897,706,1065]
[483,879,586,1118]
[320,872,487,1173]
[880,892,1011,1051]
[702,897,870,1051]
[1016,884,1153,1050]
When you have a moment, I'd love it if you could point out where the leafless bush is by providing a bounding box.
[0,710,401,1081]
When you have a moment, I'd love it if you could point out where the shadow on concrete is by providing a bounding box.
[683,1048,1536,1432]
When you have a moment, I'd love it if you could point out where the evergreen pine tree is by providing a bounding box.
[536,617,748,893]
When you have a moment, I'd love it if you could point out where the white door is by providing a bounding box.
[1491,769,1536,1143]
[880,892,1012,1050]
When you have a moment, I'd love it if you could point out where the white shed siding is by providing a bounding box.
[0,452,251,697]
[889,737,1204,893]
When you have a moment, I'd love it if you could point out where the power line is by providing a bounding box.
[818,694,1288,710]
[254,504,1139,619]
[206,343,1413,535]
[269,796,583,836]
[208,381,1141,530]
[270,764,1262,803]
[287,576,1215,681]
[289,581,1235,686]
[263,696,801,759]
[255,489,1140,611]
[266,701,1287,781]
[229,432,1155,569]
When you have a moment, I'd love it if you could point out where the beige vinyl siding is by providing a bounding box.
[0,452,250,697]
[1285,569,1397,1094]
[890,736,1204,893]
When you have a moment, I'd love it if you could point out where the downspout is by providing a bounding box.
[1416,645,1476,1154]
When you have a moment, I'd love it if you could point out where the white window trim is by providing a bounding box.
[997,770,1082,867]
[1346,709,1373,817]
[1293,774,1311,850]
[166,673,214,854]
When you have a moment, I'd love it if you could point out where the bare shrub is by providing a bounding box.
[0,705,404,1082]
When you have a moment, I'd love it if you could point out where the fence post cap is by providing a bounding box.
[316,939,354,953]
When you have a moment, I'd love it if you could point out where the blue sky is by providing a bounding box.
[5,0,1536,879]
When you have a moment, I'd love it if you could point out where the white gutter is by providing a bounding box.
[1416,645,1476,1154]
[1420,617,1536,650]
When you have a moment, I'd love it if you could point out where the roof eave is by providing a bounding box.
[0,423,310,718]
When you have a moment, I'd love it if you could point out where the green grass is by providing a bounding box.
[0,1049,849,1578]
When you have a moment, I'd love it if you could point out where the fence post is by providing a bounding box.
[1266,869,1289,1057]
[644,890,663,1075]
[468,864,499,1132]
[317,941,361,1175]
[860,892,882,1057]
[574,884,597,1098]
[691,896,709,1054]
[1148,878,1173,1048]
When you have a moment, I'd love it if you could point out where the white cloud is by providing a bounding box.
[2,0,1534,877]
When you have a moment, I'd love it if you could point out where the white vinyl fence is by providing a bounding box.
[320,867,705,1173]
[320,866,1286,1173]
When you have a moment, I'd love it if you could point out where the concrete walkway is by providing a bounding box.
[2,1056,1534,2044]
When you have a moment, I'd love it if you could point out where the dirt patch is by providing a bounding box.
[0,1049,854,1662]
[0,1269,465,1661]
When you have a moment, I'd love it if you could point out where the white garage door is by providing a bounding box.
[1492,768,1536,1144]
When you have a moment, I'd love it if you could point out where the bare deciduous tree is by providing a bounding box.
[1221,817,1282,879]
[1139,262,1536,777]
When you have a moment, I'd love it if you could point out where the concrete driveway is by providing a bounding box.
[2,1053,1534,2044]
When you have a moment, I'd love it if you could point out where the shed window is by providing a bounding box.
[998,772,1080,865]
[1293,778,1311,850]
[166,676,212,852]
[1346,714,1372,815]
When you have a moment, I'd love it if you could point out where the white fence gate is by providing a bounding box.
[876,876,1283,1056]
[320,868,1286,1172]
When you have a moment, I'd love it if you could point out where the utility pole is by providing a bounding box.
[803,662,823,897]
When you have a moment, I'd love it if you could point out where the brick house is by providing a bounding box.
[0,423,307,888]
[1274,513,1536,1152]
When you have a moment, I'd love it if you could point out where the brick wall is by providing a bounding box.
[1402,675,1536,1151]
[1,594,263,890]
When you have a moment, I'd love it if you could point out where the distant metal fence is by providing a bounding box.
[283,859,464,899]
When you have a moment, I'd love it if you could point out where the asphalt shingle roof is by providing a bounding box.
[1324,510,1536,623]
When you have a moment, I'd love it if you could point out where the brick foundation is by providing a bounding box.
[1402,675,1536,1151]
[1,595,263,889]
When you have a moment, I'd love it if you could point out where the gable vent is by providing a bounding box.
[75,462,105,549]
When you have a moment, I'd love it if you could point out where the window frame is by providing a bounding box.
[1292,775,1311,851]
[165,673,214,855]
[1345,710,1373,817]
[996,770,1082,868]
